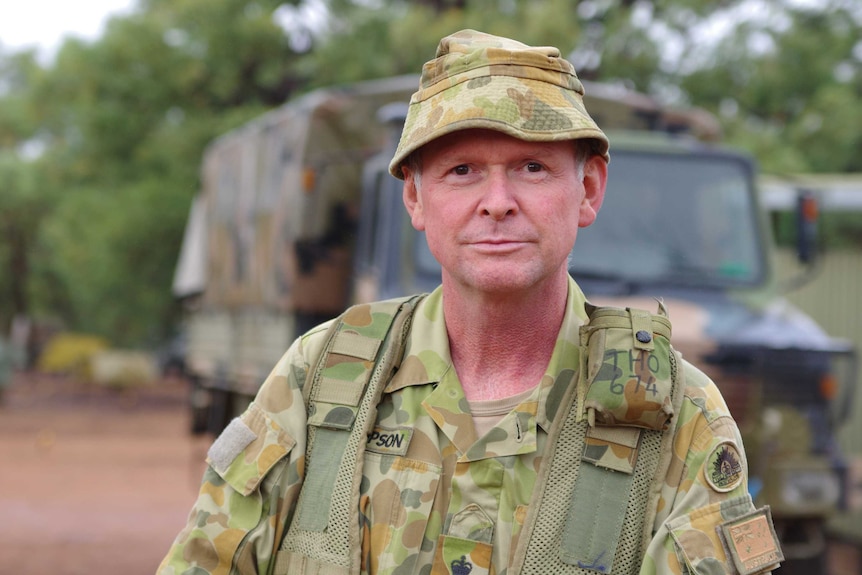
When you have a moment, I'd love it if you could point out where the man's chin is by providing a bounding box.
[446,267,554,295]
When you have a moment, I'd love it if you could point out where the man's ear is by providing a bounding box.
[578,155,608,228]
[401,165,426,231]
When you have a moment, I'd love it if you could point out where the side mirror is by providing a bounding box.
[795,189,819,264]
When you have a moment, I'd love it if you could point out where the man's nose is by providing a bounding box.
[478,172,519,220]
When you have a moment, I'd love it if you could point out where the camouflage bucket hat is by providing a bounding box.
[389,29,610,179]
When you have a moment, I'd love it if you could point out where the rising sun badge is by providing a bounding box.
[705,441,744,492]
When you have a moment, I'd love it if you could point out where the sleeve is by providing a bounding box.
[157,333,319,575]
[641,363,783,575]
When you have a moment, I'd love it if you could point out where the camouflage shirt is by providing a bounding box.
[159,278,767,575]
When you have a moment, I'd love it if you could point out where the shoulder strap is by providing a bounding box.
[276,294,423,575]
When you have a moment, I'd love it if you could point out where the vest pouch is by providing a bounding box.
[578,302,675,430]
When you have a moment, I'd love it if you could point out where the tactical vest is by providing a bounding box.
[274,295,685,575]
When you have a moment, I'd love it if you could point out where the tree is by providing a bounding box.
[0,0,310,345]
[680,1,862,174]
[0,155,54,329]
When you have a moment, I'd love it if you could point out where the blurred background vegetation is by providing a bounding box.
[1,0,861,349]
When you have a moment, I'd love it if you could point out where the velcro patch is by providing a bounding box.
[705,441,744,493]
[365,426,412,456]
[207,417,257,473]
[718,506,784,575]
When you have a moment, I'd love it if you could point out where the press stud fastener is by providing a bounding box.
[636,330,652,343]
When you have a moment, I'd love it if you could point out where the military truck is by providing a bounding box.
[172,74,857,573]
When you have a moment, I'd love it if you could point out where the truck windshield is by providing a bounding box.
[411,150,764,289]
[569,150,765,288]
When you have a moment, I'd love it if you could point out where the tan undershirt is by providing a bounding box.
[466,386,537,438]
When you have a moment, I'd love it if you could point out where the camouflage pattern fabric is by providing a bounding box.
[388,29,610,179]
[158,277,770,575]
[578,304,676,431]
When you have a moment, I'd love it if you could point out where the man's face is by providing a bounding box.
[402,129,606,296]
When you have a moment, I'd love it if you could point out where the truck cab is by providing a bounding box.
[356,104,856,574]
[555,134,855,574]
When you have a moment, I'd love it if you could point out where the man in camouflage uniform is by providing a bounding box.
[160,30,782,575]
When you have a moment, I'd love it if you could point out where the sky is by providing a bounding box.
[0,0,136,61]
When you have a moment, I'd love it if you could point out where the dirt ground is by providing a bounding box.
[0,371,210,575]
[3,370,859,575]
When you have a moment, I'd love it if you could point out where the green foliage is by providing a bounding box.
[300,0,617,88]
[0,50,45,145]
[0,0,301,343]
[35,332,109,377]
[140,0,303,106]
[32,172,196,345]
[773,207,862,251]
[0,153,57,330]
[680,2,862,174]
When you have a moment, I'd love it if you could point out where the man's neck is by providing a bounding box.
[442,276,569,401]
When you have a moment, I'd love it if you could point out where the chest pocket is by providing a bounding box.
[362,452,442,575]
[431,503,495,575]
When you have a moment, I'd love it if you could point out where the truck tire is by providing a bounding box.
[188,377,210,435]
[206,386,232,436]
[778,553,826,575]
[775,519,828,575]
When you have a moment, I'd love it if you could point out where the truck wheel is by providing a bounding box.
[188,377,210,435]
[206,386,232,436]
[775,519,827,575]
[778,553,826,575]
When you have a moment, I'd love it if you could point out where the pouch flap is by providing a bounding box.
[582,425,642,474]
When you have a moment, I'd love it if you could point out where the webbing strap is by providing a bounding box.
[297,297,414,532]
[561,461,636,571]
[274,552,347,575]
[316,377,366,406]
[629,308,655,351]
[584,303,672,342]
[296,428,352,531]
[329,331,381,361]
[278,294,423,575]
[515,315,688,575]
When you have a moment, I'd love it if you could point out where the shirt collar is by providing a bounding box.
[386,277,590,432]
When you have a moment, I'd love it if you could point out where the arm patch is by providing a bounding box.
[208,417,258,473]
[704,441,744,493]
[718,506,784,574]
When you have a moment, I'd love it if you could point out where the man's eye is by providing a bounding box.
[526,162,544,172]
[452,165,470,175]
